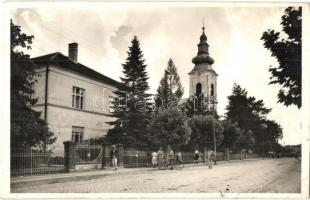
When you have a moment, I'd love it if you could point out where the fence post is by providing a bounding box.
[102,144,111,169]
[101,143,110,169]
[101,144,105,169]
[118,144,124,168]
[64,141,76,172]
[203,147,207,163]
[30,148,33,176]
[225,148,230,161]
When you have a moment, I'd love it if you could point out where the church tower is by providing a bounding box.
[188,25,218,109]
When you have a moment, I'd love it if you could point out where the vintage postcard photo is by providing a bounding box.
[1,1,309,199]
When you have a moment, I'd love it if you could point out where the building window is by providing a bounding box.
[72,86,85,109]
[72,126,84,143]
[211,84,215,96]
[196,83,202,96]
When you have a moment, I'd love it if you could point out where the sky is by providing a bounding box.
[11,5,302,145]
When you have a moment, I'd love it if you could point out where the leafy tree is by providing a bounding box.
[11,20,56,149]
[261,7,301,108]
[107,36,151,148]
[221,120,242,160]
[146,110,191,150]
[226,84,272,152]
[264,120,283,143]
[155,58,184,110]
[258,120,283,154]
[185,93,215,118]
[235,129,255,157]
[188,115,224,151]
[226,84,271,130]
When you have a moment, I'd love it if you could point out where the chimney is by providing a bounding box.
[68,42,78,62]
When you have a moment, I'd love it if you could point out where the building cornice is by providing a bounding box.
[32,103,113,117]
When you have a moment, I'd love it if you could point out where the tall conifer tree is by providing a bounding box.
[107,36,150,148]
[155,58,184,110]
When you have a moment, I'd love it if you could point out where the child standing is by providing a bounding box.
[151,151,158,168]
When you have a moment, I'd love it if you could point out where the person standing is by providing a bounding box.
[110,145,119,171]
[167,145,174,170]
[211,150,216,165]
[208,149,213,169]
[176,151,183,164]
[157,147,164,169]
[151,151,158,168]
[194,149,200,165]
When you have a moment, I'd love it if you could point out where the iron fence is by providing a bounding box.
[180,152,199,164]
[11,148,65,177]
[123,150,150,168]
[75,144,103,164]
[123,151,205,167]
[122,150,261,168]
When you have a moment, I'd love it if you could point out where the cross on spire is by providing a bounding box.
[202,17,205,32]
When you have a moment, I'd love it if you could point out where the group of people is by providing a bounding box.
[151,146,179,170]
[151,146,216,170]
[110,144,216,171]
[194,149,215,168]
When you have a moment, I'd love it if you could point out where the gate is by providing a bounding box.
[75,144,103,165]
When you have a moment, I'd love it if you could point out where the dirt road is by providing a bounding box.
[12,158,301,193]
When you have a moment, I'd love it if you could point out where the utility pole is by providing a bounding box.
[261,123,267,159]
[211,97,218,165]
[263,131,265,159]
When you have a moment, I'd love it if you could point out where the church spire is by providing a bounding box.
[188,22,218,108]
[191,23,214,66]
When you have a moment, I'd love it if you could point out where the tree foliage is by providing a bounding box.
[155,58,184,110]
[226,84,271,131]
[257,120,283,153]
[107,36,151,148]
[146,110,191,150]
[11,20,56,149]
[221,120,242,149]
[264,120,283,143]
[225,83,282,153]
[185,94,216,118]
[236,129,255,152]
[188,115,224,150]
[261,7,301,108]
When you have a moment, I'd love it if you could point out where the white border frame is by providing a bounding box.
[1,1,309,199]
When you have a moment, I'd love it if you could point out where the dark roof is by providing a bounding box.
[31,52,122,88]
[188,63,217,76]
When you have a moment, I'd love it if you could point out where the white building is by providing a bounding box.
[32,43,120,152]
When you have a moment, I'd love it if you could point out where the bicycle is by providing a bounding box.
[161,152,184,170]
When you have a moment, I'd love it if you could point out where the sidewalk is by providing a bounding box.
[11,158,260,188]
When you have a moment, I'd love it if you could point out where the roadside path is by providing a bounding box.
[11,158,301,193]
